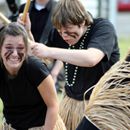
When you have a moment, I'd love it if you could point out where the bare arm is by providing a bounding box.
[51,60,63,83]
[31,43,104,67]
[38,75,59,130]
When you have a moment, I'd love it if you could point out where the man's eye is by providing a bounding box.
[67,33,76,38]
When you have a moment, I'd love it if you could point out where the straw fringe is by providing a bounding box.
[54,115,66,130]
[85,60,130,130]
[59,95,87,130]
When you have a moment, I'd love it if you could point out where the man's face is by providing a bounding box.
[58,24,85,46]
[1,35,27,76]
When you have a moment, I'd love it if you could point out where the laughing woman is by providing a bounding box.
[0,22,59,130]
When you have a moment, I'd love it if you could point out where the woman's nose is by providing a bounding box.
[12,49,18,56]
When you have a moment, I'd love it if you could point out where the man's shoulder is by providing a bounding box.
[92,17,115,32]
[93,17,113,27]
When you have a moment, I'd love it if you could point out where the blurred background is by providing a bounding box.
[0,0,130,38]
[0,0,130,36]
[0,0,130,126]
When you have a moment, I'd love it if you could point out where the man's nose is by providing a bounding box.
[61,32,70,40]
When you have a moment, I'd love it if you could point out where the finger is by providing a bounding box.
[17,13,25,25]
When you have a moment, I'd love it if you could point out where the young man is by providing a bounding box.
[24,0,120,129]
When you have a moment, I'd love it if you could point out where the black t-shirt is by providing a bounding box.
[0,56,50,129]
[47,18,120,100]
[76,116,100,130]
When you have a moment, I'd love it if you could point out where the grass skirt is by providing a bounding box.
[54,115,66,130]
[59,95,88,130]
[84,60,130,130]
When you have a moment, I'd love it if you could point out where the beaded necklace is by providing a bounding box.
[65,25,91,87]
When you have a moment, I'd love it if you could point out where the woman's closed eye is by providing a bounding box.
[5,46,25,52]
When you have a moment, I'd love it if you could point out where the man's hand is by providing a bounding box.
[31,43,49,59]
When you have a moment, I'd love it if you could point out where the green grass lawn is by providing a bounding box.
[0,37,129,124]
[0,99,3,124]
[119,37,130,59]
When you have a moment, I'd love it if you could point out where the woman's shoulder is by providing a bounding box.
[23,56,49,75]
[25,56,47,69]
[23,56,50,86]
